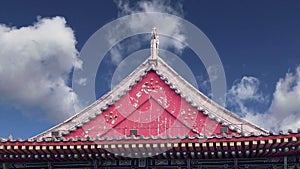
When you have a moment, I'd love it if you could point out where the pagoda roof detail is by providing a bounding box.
[1,130,300,162]
[34,29,268,140]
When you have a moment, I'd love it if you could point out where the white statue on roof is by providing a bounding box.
[151,27,159,60]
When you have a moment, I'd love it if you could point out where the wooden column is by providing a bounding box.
[2,163,9,169]
[234,159,238,169]
[93,159,98,169]
[284,156,287,169]
[47,162,52,169]
[187,158,191,169]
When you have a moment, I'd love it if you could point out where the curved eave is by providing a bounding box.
[1,132,300,162]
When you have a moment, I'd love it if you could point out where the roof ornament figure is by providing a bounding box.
[150,27,159,60]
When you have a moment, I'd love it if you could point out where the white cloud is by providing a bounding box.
[76,78,87,86]
[227,66,300,131]
[0,16,82,122]
[227,76,266,116]
[109,44,123,65]
[116,0,183,17]
[207,65,221,83]
[268,66,300,130]
[227,76,276,131]
[109,0,187,65]
[228,76,264,102]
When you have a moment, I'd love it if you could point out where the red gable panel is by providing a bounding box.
[65,71,238,139]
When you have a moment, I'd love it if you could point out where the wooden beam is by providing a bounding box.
[265,139,273,149]
[202,143,208,151]
[222,142,228,151]
[258,140,265,149]
[252,141,258,149]
[194,143,201,152]
[215,142,221,151]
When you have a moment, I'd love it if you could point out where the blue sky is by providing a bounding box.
[0,0,299,138]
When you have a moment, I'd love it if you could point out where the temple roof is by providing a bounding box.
[34,29,268,140]
[2,29,300,165]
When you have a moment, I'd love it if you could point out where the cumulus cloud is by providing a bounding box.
[227,76,276,130]
[227,76,266,117]
[108,0,187,65]
[228,77,264,102]
[0,16,82,122]
[268,66,300,130]
[227,66,300,131]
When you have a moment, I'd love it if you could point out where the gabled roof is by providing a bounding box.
[34,29,268,140]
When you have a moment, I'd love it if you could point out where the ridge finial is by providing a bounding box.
[150,27,159,59]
